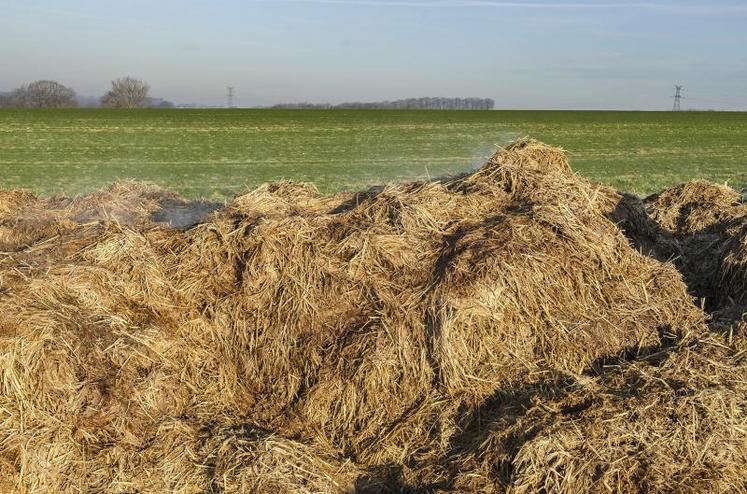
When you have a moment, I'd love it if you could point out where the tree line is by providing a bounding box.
[0,77,174,109]
[271,97,495,110]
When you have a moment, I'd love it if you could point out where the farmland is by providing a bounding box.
[0,108,745,200]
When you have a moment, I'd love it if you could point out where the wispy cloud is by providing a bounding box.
[247,0,747,13]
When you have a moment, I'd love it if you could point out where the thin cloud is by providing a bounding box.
[248,0,747,13]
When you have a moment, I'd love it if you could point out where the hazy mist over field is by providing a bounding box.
[2,0,746,110]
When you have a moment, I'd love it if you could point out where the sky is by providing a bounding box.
[1,0,746,109]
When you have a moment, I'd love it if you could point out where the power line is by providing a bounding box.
[671,85,683,111]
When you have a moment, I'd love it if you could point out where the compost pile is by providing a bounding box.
[0,140,745,493]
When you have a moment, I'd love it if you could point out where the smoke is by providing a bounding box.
[467,132,520,171]
[150,199,224,230]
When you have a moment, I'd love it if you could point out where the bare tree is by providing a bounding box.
[272,97,495,111]
[100,77,150,108]
[12,80,78,108]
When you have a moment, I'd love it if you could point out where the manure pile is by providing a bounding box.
[0,139,745,493]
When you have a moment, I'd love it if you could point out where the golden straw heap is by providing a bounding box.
[0,140,745,493]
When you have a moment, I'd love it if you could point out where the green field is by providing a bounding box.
[1,109,745,200]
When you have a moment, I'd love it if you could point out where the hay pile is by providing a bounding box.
[0,181,220,252]
[0,139,745,493]
[644,180,747,321]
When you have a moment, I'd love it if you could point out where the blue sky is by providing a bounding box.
[1,0,746,109]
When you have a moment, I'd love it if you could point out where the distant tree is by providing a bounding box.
[0,93,14,108]
[100,77,150,108]
[282,97,496,111]
[153,100,175,109]
[320,97,495,110]
[145,98,175,109]
[270,102,332,110]
[11,80,78,108]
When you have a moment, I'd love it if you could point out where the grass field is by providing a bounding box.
[1,108,745,200]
